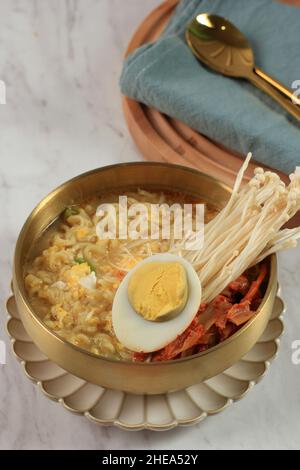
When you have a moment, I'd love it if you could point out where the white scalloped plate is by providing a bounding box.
[6,287,285,431]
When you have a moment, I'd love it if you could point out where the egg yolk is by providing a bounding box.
[127,261,188,321]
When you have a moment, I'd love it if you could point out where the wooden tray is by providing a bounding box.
[122,0,297,187]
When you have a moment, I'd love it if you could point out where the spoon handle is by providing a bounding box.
[255,67,300,106]
[248,71,300,122]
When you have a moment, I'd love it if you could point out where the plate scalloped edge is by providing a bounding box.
[6,286,285,431]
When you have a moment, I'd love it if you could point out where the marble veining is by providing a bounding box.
[0,0,299,450]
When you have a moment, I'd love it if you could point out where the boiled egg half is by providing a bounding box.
[112,253,202,353]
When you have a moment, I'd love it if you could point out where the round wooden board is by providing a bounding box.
[122,0,294,187]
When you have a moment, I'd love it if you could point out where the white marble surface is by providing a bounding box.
[0,0,300,450]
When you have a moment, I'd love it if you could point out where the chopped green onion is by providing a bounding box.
[74,256,96,273]
[64,206,79,219]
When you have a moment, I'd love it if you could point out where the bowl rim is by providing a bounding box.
[13,161,277,366]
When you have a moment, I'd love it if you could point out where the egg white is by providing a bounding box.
[112,253,202,353]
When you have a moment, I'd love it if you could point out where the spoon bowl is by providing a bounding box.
[186,13,300,119]
[186,13,254,78]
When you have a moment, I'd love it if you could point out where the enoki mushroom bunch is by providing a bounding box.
[175,153,300,303]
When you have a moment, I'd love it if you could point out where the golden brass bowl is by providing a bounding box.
[13,162,277,395]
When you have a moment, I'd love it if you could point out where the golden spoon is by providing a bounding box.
[186,13,300,121]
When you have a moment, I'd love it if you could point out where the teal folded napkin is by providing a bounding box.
[120,0,300,174]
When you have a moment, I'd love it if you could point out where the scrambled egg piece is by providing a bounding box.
[62,262,91,286]
[51,305,74,329]
[75,227,89,241]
